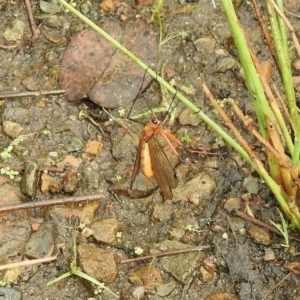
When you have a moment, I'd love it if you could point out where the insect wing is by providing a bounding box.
[148,137,178,200]
[130,138,144,189]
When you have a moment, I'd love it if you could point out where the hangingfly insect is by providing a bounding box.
[130,113,184,200]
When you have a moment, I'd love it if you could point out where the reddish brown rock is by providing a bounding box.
[91,219,120,245]
[78,243,118,285]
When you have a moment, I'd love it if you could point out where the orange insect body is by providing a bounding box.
[131,117,183,200]
[140,142,154,178]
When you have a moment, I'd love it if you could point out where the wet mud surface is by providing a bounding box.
[1,0,300,299]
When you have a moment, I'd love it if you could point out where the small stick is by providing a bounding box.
[0,43,20,50]
[0,89,65,99]
[237,210,300,242]
[236,210,282,236]
[80,112,105,135]
[0,256,57,271]
[102,108,139,144]
[251,0,279,71]
[198,77,264,172]
[24,0,40,44]
[10,165,65,173]
[120,245,211,264]
[229,99,293,172]
[262,273,291,300]
[0,193,106,213]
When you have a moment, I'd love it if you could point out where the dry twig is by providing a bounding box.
[0,193,106,213]
[120,245,210,264]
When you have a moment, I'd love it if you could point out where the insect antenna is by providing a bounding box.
[127,66,153,125]
[161,89,179,125]
[159,89,192,160]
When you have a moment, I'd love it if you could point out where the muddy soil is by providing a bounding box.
[0,0,300,299]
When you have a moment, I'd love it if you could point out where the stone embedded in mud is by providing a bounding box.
[0,219,32,259]
[132,286,145,299]
[172,172,216,205]
[2,260,21,285]
[159,250,205,284]
[198,265,214,283]
[81,227,93,238]
[78,243,118,285]
[57,155,81,169]
[2,121,24,139]
[20,161,40,200]
[156,281,177,297]
[204,291,239,300]
[0,177,28,218]
[0,287,21,300]
[91,219,120,245]
[48,179,63,194]
[128,265,163,286]
[243,177,260,195]
[248,226,271,246]
[3,19,25,42]
[40,173,63,194]
[215,56,238,73]
[109,174,157,199]
[264,248,275,261]
[84,140,104,156]
[80,201,101,225]
[224,197,242,212]
[168,228,185,240]
[193,37,217,53]
[40,173,62,194]
[80,164,101,190]
[128,172,158,198]
[135,0,155,5]
[133,196,153,213]
[228,217,245,232]
[151,203,174,222]
[64,137,84,152]
[24,221,58,259]
[62,169,78,194]
[99,0,115,11]
[44,200,100,226]
[155,240,206,284]
[178,108,202,126]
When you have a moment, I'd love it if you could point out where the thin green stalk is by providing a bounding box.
[220,0,300,228]
[221,0,272,138]
[275,0,297,125]
[259,166,300,228]
[276,0,289,67]
[47,272,72,285]
[269,98,294,156]
[292,118,300,165]
[265,0,297,125]
[225,0,295,156]
[269,208,289,247]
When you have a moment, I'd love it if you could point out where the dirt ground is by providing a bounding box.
[1,0,300,299]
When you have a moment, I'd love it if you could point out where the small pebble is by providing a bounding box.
[264,248,275,261]
[132,286,144,299]
[48,151,58,157]
[249,226,271,246]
